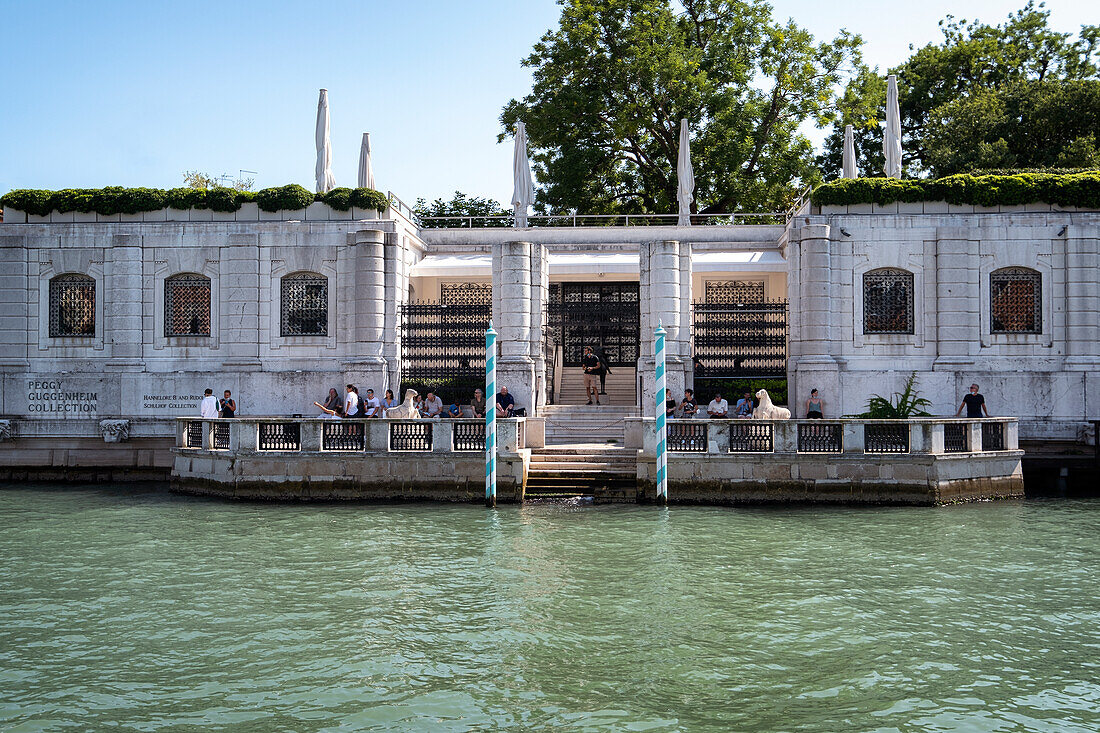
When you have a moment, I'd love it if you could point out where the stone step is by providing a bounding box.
[529,460,635,471]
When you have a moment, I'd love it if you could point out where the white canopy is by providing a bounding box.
[842,124,857,179]
[677,118,695,225]
[410,250,785,278]
[512,120,534,228]
[358,132,375,189]
[883,75,902,178]
[315,89,336,193]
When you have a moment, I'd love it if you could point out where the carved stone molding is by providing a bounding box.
[99,419,131,443]
[0,420,13,442]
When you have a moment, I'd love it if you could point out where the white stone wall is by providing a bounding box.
[788,210,1100,439]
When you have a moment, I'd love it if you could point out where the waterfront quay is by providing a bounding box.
[171,415,1022,506]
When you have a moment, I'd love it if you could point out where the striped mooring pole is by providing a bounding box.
[655,321,668,504]
[485,321,498,508]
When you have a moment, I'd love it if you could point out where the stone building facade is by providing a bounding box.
[0,198,1097,465]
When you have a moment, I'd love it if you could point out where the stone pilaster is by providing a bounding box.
[1064,227,1100,368]
[383,231,407,391]
[105,234,143,369]
[345,229,388,389]
[790,225,838,406]
[934,230,979,369]
[492,241,536,413]
[220,234,261,369]
[528,242,549,409]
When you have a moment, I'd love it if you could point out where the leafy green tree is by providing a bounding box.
[501,0,862,215]
[820,2,1100,178]
[413,191,511,228]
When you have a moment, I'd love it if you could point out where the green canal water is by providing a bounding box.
[1,488,1098,732]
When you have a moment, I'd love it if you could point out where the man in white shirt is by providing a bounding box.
[707,393,729,418]
[344,384,360,417]
[362,388,381,417]
[200,388,219,419]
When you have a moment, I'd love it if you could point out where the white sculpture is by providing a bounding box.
[385,389,421,419]
[753,389,791,420]
[99,419,131,443]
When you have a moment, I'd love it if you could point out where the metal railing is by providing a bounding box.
[259,422,300,451]
[212,422,231,450]
[728,422,773,452]
[322,421,364,451]
[668,422,708,452]
[453,422,486,451]
[387,191,416,222]
[418,212,785,229]
[864,424,910,454]
[389,422,433,452]
[797,423,843,453]
[981,422,1007,451]
[944,423,969,453]
[185,421,204,449]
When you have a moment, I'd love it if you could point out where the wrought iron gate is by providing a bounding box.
[399,301,490,402]
[691,300,789,377]
[547,282,640,366]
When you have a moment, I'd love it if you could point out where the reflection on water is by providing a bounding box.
[1,487,1098,731]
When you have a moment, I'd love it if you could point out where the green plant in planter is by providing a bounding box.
[851,371,932,418]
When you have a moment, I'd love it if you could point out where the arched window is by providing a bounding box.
[165,273,211,337]
[863,268,914,334]
[49,274,96,337]
[281,272,328,336]
[990,267,1041,334]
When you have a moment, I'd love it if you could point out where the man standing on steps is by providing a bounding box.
[582,345,602,406]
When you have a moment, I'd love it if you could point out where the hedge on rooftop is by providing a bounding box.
[812,172,1100,208]
[0,185,389,216]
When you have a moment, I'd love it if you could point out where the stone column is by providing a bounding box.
[1064,227,1100,368]
[221,234,261,369]
[639,240,687,416]
[933,230,978,369]
[492,241,536,413]
[105,234,144,369]
[791,225,838,406]
[383,232,407,392]
[345,229,387,389]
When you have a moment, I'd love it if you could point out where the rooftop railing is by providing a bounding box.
[417,212,786,229]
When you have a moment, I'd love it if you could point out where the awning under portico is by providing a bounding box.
[410,250,786,278]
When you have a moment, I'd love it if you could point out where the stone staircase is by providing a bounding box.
[540,404,638,445]
[526,445,637,500]
[555,367,636,406]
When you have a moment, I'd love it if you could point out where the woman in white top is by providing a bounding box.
[343,384,360,418]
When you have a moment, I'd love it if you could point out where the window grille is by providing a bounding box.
[728,422,773,452]
[944,423,969,453]
[668,422,707,452]
[390,422,433,451]
[863,268,914,334]
[452,422,486,451]
[441,282,492,305]
[212,422,230,450]
[705,280,766,304]
[322,422,364,451]
[258,422,301,451]
[864,424,910,453]
[990,268,1041,334]
[165,274,211,337]
[281,273,328,336]
[981,422,1006,451]
[797,423,842,453]
[49,275,96,337]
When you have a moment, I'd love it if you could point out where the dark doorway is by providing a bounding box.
[548,282,640,366]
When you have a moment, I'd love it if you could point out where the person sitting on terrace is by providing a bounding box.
[471,389,486,418]
[421,391,443,418]
[314,387,344,417]
[343,384,360,418]
[362,388,381,418]
[666,398,677,418]
[805,389,825,419]
[707,393,729,418]
[496,386,515,417]
[678,389,697,418]
[446,402,462,418]
[381,389,397,416]
[734,391,755,419]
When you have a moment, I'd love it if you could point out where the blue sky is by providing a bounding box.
[1,1,1094,206]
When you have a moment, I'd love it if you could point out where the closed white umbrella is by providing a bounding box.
[883,75,902,178]
[842,124,857,179]
[358,132,375,189]
[512,120,534,228]
[676,118,695,226]
[315,89,336,193]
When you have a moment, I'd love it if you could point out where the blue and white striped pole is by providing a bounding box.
[485,321,498,508]
[655,321,668,504]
